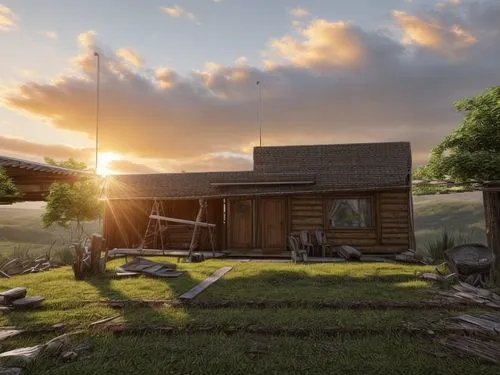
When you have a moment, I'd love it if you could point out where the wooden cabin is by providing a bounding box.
[103,142,415,256]
[0,155,87,203]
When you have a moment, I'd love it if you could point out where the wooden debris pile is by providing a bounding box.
[432,282,500,309]
[0,331,90,372]
[395,249,427,264]
[0,257,61,278]
[440,313,500,364]
[116,257,184,278]
[72,234,107,280]
[0,287,45,311]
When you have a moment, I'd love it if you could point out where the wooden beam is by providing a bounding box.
[210,181,315,186]
[149,214,216,228]
[179,266,233,300]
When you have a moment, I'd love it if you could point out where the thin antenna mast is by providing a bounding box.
[256,80,262,147]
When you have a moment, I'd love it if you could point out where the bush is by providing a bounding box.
[425,228,473,262]
[52,246,75,265]
[10,244,35,260]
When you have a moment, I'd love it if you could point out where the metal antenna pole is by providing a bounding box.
[257,80,262,147]
[94,52,100,173]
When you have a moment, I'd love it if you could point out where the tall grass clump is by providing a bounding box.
[425,227,473,262]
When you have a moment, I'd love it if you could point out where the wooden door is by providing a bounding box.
[228,199,253,250]
[260,198,287,252]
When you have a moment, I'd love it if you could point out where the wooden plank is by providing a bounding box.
[380,211,409,219]
[379,192,409,200]
[292,217,324,225]
[380,204,408,211]
[179,266,233,300]
[381,227,409,234]
[150,215,216,228]
[291,209,323,216]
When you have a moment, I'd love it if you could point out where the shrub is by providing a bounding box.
[425,227,473,262]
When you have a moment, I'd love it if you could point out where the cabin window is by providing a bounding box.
[327,198,373,228]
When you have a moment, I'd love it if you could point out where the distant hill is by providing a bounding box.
[413,191,486,250]
[0,191,487,254]
[0,205,99,251]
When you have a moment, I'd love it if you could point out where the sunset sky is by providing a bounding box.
[0,0,499,175]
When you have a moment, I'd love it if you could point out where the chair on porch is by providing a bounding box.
[314,230,334,257]
[288,236,308,263]
[299,231,315,256]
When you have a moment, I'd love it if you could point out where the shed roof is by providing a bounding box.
[105,141,412,200]
[0,155,88,176]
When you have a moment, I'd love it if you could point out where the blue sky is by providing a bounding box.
[0,0,499,174]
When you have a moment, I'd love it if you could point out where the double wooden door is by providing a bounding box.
[228,197,287,252]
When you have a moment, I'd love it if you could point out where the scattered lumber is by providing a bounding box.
[89,315,120,328]
[0,257,61,278]
[117,257,184,278]
[441,335,500,364]
[395,249,426,264]
[179,266,233,301]
[0,330,23,342]
[0,288,27,305]
[0,288,44,310]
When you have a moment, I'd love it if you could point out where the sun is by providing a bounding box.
[97,152,121,176]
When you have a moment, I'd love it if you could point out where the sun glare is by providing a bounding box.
[97,152,121,176]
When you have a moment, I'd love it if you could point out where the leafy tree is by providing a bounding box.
[419,86,500,182]
[42,159,102,241]
[0,167,20,201]
[44,157,88,171]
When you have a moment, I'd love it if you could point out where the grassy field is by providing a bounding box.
[0,259,497,374]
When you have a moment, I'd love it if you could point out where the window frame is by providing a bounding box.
[324,196,375,230]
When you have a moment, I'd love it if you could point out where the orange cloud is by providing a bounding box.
[289,7,309,18]
[117,48,144,67]
[392,10,476,51]
[161,5,199,24]
[270,20,366,69]
[0,4,17,31]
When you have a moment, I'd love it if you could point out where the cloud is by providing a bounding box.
[289,7,309,18]
[40,30,57,39]
[269,20,381,70]
[108,159,160,174]
[161,5,199,24]
[2,2,500,170]
[392,10,476,51]
[117,48,144,67]
[0,4,17,31]
[0,135,93,163]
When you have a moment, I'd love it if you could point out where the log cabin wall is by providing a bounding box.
[104,198,224,250]
[289,189,411,254]
[378,190,411,252]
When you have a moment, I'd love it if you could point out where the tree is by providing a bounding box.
[418,86,500,182]
[42,159,102,241]
[0,167,20,201]
[44,157,88,171]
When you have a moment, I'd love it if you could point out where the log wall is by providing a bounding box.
[289,189,411,254]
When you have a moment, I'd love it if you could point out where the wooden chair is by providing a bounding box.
[314,230,333,257]
[288,236,308,263]
[299,231,315,256]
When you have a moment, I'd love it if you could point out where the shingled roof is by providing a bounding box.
[105,141,411,200]
[0,155,88,176]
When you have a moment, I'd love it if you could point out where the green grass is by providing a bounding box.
[0,260,495,374]
[9,332,497,375]
[0,259,437,328]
